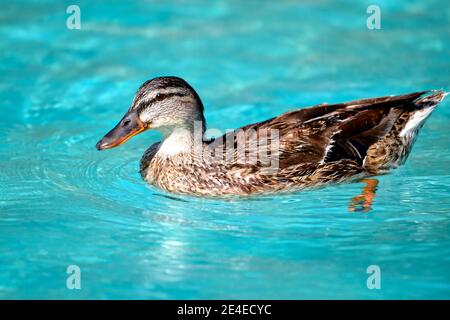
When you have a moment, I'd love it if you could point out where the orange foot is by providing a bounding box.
[348,179,379,213]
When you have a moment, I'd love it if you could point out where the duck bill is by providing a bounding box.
[96,112,148,150]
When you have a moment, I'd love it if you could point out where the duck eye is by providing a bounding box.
[156,93,161,98]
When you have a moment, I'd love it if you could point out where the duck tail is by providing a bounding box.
[363,90,447,174]
[398,90,448,138]
[414,90,448,109]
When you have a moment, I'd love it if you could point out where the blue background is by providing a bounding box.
[0,0,449,299]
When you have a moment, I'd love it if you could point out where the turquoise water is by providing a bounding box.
[1,0,449,299]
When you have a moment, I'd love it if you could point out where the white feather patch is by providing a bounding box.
[157,129,193,157]
[399,108,434,137]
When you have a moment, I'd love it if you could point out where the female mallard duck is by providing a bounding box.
[96,76,447,197]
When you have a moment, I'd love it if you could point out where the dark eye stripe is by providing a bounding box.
[154,92,185,102]
[136,92,186,113]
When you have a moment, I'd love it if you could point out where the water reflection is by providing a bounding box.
[348,179,379,213]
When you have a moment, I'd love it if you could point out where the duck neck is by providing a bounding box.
[157,121,205,158]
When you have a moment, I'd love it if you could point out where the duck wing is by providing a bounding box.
[211,91,431,169]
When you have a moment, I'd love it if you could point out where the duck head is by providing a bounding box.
[96,76,205,150]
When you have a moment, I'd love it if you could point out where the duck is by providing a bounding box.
[96,76,447,197]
